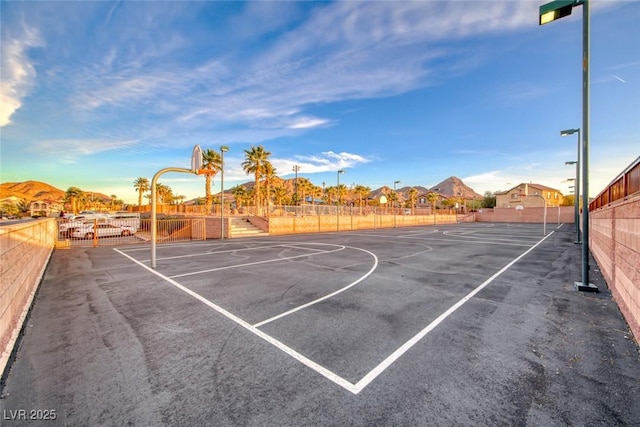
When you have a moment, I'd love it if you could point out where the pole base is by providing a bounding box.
[574,281,598,293]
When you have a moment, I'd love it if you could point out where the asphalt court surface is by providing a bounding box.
[114,223,554,391]
[3,222,639,426]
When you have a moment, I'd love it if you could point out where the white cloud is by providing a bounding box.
[272,151,371,175]
[0,26,43,126]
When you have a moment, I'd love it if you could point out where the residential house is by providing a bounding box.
[495,183,564,208]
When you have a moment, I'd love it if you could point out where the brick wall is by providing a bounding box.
[267,214,458,235]
[589,194,640,342]
[1,218,56,376]
[476,206,575,223]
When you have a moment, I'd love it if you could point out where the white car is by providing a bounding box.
[71,223,136,239]
[59,216,89,236]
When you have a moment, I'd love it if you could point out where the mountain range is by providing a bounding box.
[0,176,483,206]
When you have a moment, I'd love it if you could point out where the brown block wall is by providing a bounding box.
[590,194,640,342]
[1,219,56,375]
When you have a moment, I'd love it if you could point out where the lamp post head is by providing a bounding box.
[565,161,577,165]
[338,169,345,175]
[220,145,229,152]
[560,128,579,136]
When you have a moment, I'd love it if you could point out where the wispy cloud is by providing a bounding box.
[272,151,371,175]
[28,138,140,163]
[0,26,43,127]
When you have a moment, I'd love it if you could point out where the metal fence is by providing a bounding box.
[55,217,205,247]
[590,156,640,210]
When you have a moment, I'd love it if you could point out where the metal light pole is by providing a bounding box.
[565,174,579,237]
[393,180,400,228]
[540,0,596,291]
[292,165,300,206]
[220,146,229,240]
[562,128,580,243]
[337,170,345,232]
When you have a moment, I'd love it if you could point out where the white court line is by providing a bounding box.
[253,246,378,327]
[114,231,554,395]
[113,248,360,394]
[350,230,555,393]
[168,245,346,279]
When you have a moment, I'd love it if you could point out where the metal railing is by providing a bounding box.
[55,217,205,247]
[590,156,640,210]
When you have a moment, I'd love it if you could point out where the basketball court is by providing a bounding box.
[3,222,639,425]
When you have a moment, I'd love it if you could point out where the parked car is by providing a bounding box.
[70,223,136,239]
[58,216,89,237]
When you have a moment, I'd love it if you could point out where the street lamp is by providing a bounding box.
[562,128,581,243]
[337,170,345,232]
[393,180,400,228]
[220,145,229,240]
[292,165,301,206]
[541,1,596,291]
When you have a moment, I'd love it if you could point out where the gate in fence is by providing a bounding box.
[55,217,206,248]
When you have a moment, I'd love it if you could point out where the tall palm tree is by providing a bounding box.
[242,145,271,211]
[262,160,276,210]
[272,186,288,207]
[408,187,419,213]
[231,185,248,209]
[65,186,84,214]
[427,192,440,213]
[201,149,222,213]
[353,185,371,214]
[133,177,150,208]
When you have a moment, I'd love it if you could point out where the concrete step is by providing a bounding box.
[230,217,268,237]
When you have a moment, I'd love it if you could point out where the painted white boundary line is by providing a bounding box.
[351,230,555,393]
[114,231,553,395]
[113,247,361,394]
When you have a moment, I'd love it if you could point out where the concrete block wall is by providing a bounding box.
[589,194,640,342]
[267,214,458,235]
[1,218,56,376]
[476,206,575,223]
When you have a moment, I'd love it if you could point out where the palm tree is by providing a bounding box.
[156,183,173,204]
[262,160,276,210]
[201,149,222,213]
[408,187,419,213]
[272,186,288,207]
[133,178,150,208]
[231,185,248,209]
[336,184,348,207]
[242,145,271,212]
[65,187,84,214]
[353,185,371,214]
[427,192,440,214]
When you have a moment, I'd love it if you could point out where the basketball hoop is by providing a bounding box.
[191,145,203,172]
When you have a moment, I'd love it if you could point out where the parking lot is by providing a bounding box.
[2,223,639,425]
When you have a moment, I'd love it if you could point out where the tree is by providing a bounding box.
[262,160,276,209]
[272,186,288,207]
[353,185,371,214]
[407,187,418,213]
[133,178,150,208]
[231,185,248,209]
[201,149,222,213]
[242,145,271,210]
[65,187,84,213]
[427,192,440,214]
[481,191,496,208]
[156,183,173,204]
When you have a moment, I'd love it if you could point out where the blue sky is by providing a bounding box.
[1,0,638,204]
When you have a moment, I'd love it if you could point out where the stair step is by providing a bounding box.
[230,217,268,238]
